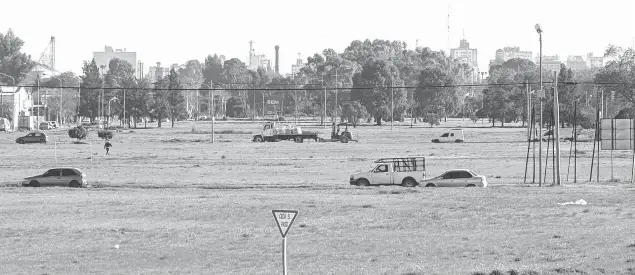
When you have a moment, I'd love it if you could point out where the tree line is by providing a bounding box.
[1,28,634,128]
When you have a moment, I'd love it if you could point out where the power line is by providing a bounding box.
[0,81,628,91]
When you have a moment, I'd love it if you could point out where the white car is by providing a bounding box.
[420,169,487,187]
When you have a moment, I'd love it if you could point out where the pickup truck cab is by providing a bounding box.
[349,157,426,187]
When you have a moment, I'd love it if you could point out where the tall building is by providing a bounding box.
[291,57,305,76]
[450,39,478,69]
[566,55,587,71]
[489,46,532,67]
[147,62,170,81]
[536,55,562,73]
[93,46,137,73]
[586,53,604,68]
[246,41,271,71]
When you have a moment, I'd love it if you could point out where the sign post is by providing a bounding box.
[272,210,298,275]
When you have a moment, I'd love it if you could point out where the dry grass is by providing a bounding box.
[1,119,634,274]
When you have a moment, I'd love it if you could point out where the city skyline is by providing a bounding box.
[1,0,633,77]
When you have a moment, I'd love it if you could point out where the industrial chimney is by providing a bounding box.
[275,45,280,76]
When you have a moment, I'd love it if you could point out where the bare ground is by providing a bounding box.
[1,119,634,274]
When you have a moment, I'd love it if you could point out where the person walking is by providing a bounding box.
[104,140,112,155]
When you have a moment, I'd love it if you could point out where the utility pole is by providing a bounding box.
[322,77,326,128]
[554,71,561,185]
[335,67,338,124]
[526,82,531,140]
[391,75,394,131]
[123,88,126,129]
[211,80,215,143]
[536,24,544,187]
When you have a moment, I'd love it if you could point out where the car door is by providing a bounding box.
[455,171,472,187]
[435,172,453,187]
[370,164,392,185]
[40,169,62,186]
[60,169,78,186]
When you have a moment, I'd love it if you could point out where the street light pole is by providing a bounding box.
[536,23,544,187]
[553,70,561,185]
[108,97,118,129]
[75,77,82,126]
[211,80,215,143]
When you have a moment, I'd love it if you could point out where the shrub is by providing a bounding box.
[422,113,441,127]
[98,130,114,140]
[68,126,88,142]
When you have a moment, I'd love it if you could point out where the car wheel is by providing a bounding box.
[340,136,349,143]
[402,178,417,187]
[253,135,263,142]
[294,136,303,143]
[40,139,46,144]
[466,184,476,187]
[18,140,24,144]
[356,178,370,187]
[425,183,436,187]
[29,181,40,187]
[69,181,81,188]
[455,139,464,143]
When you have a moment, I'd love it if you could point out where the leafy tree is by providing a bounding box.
[98,130,114,140]
[0,28,35,84]
[179,60,204,119]
[222,58,252,116]
[151,76,169,128]
[341,101,369,127]
[354,59,406,125]
[80,59,103,121]
[41,71,81,124]
[128,77,153,128]
[422,113,440,127]
[203,54,223,84]
[68,126,88,142]
[166,68,185,127]
[596,45,635,104]
[1,100,13,120]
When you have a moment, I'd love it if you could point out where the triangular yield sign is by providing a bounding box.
[272,210,298,238]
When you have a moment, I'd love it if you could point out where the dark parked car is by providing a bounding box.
[22,168,88,188]
[15,132,48,144]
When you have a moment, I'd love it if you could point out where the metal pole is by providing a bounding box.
[574,101,577,183]
[77,79,81,126]
[391,79,394,131]
[211,80,215,143]
[599,90,602,182]
[538,32,543,187]
[282,238,287,275]
[294,90,297,125]
[335,68,338,124]
[554,71,561,185]
[527,82,531,140]
[37,78,40,129]
[323,78,326,128]
[123,88,126,129]
[60,80,63,125]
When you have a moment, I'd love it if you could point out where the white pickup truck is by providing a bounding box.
[349,157,426,187]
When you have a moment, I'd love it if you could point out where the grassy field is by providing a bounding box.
[1,119,634,275]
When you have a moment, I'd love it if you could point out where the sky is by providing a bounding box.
[1,0,634,77]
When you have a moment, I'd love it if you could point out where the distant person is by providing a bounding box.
[104,140,112,155]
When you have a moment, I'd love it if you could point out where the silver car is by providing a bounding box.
[420,169,488,187]
[22,168,88,188]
